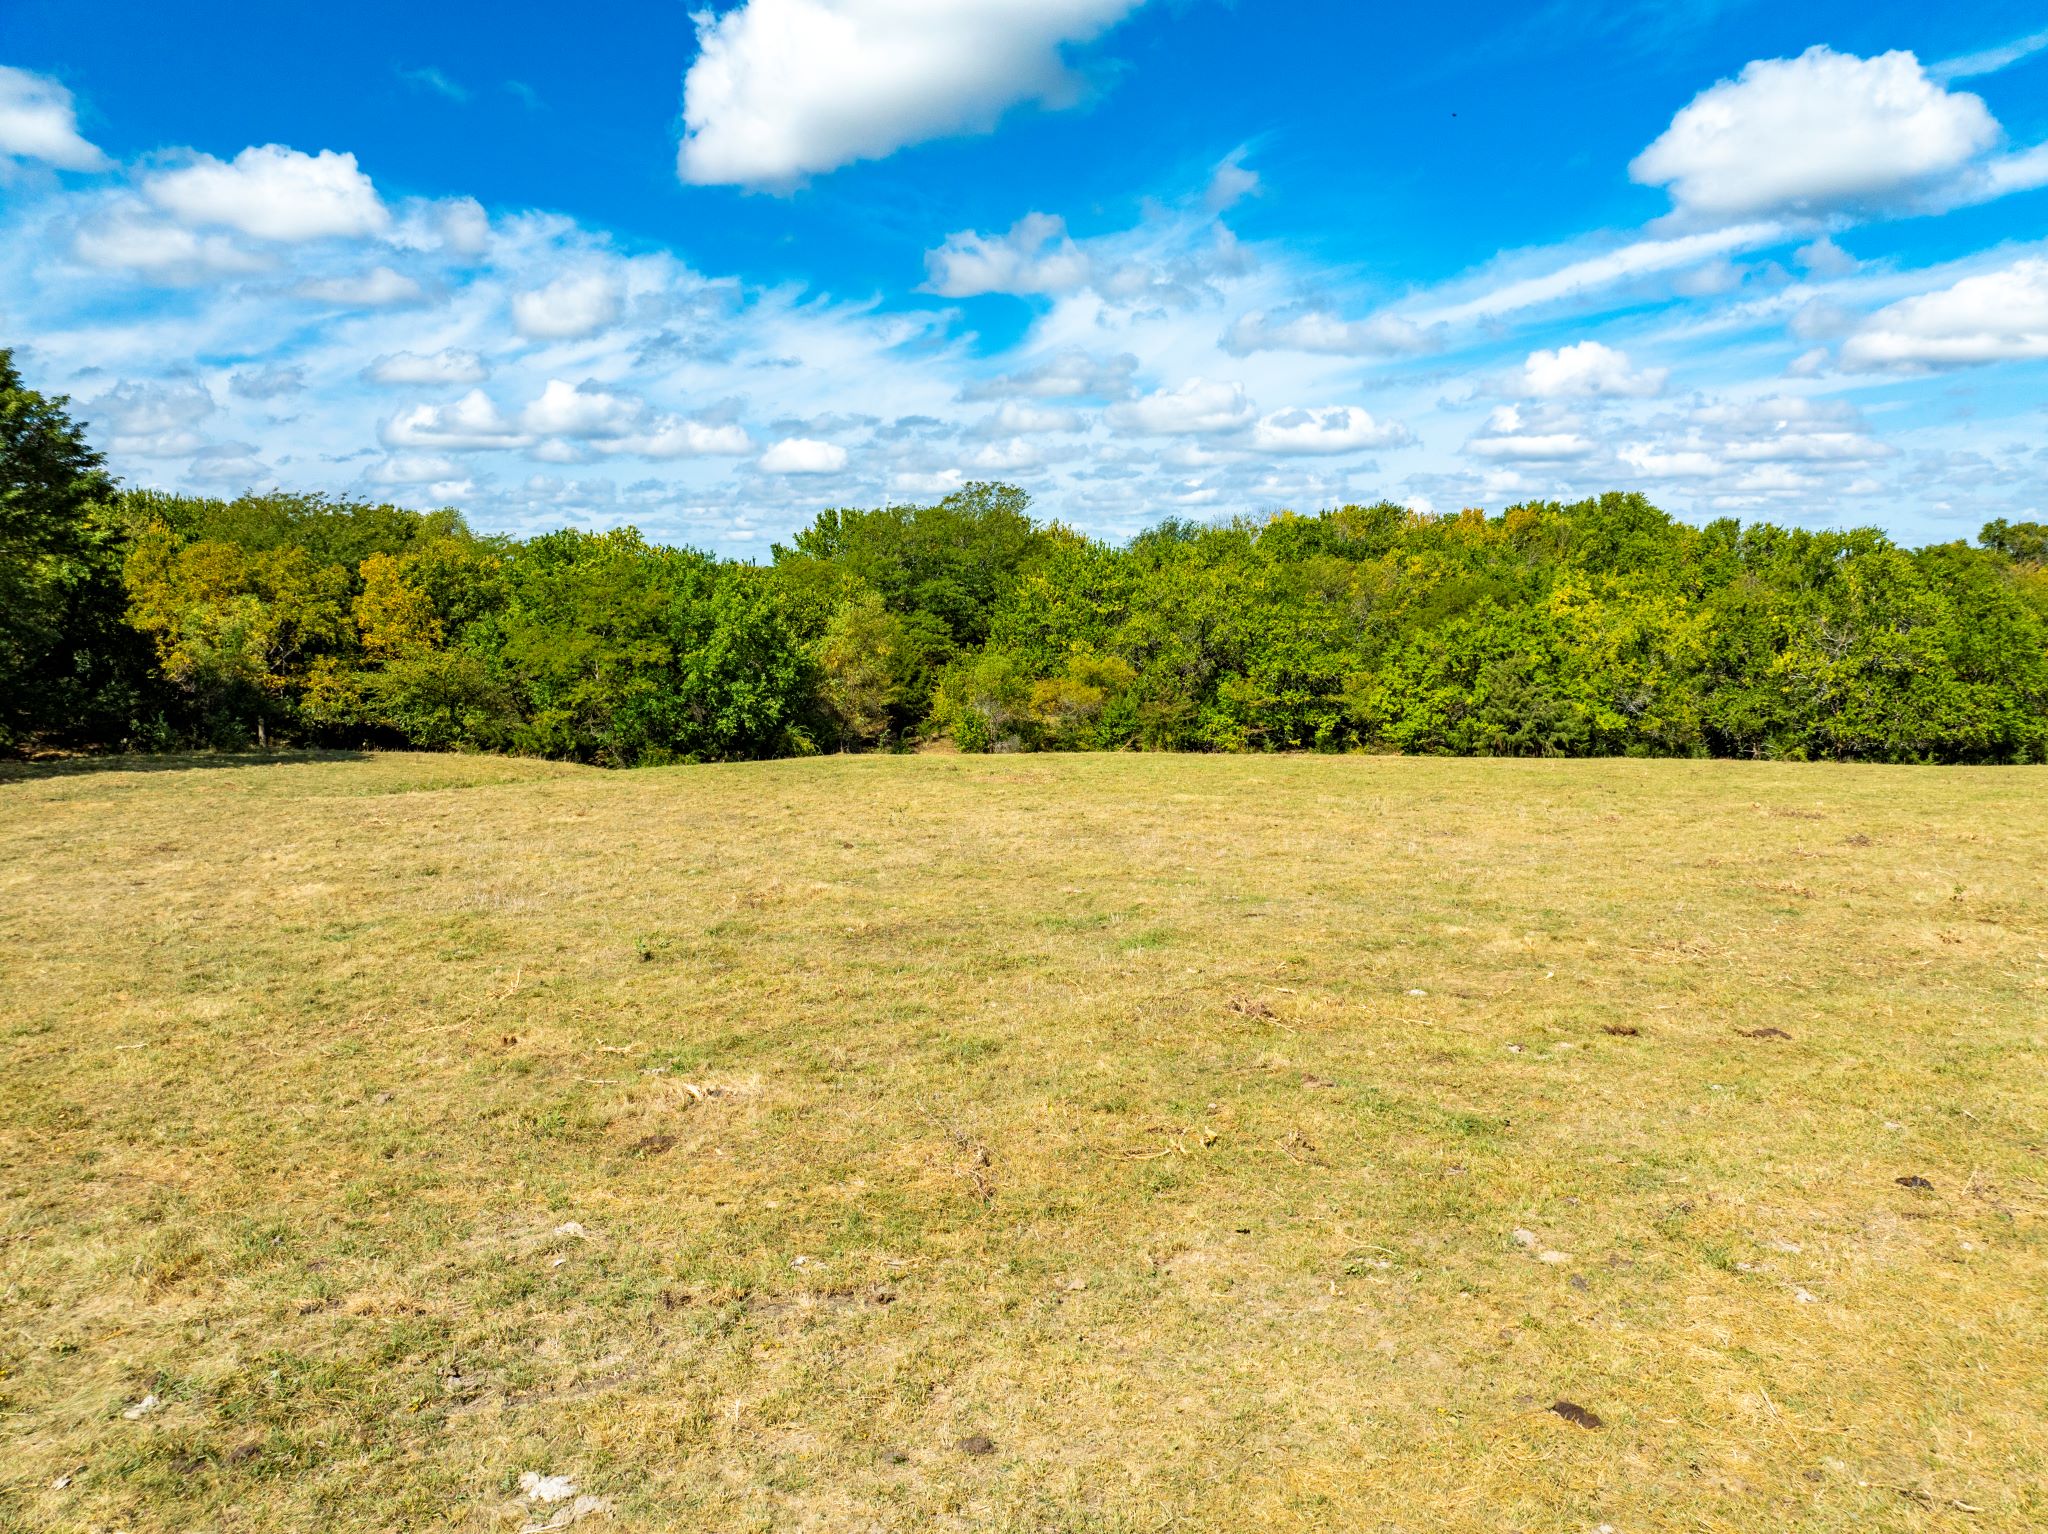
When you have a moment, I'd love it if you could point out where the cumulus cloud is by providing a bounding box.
[391,195,492,259]
[382,389,528,450]
[296,266,426,307]
[69,207,271,280]
[229,364,306,401]
[520,379,644,438]
[370,452,465,485]
[1251,406,1412,455]
[759,436,848,474]
[1467,404,1597,462]
[973,401,1083,435]
[1840,257,2048,368]
[625,417,753,459]
[517,379,753,459]
[363,349,490,387]
[924,212,1091,297]
[0,65,108,171]
[186,441,270,484]
[1107,378,1255,435]
[1223,304,1438,358]
[1520,341,1667,399]
[1616,444,1721,480]
[1695,397,1886,464]
[1615,395,1890,492]
[511,270,623,339]
[84,378,218,456]
[678,0,1146,188]
[1631,48,2000,219]
[960,350,1137,400]
[1794,236,1859,278]
[145,145,390,241]
[892,468,967,496]
[968,437,1044,472]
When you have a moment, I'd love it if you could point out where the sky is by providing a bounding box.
[1,1,2045,555]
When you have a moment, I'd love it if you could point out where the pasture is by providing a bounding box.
[1,752,2043,1531]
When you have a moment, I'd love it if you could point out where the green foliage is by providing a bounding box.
[1981,519,2048,566]
[773,481,1044,648]
[488,529,812,765]
[0,349,147,746]
[963,494,2048,764]
[4,350,2044,767]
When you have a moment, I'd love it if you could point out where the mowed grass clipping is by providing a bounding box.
[1,752,2045,1533]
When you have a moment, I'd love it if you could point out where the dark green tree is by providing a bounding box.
[0,349,151,748]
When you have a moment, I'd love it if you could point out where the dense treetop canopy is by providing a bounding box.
[2,353,2044,764]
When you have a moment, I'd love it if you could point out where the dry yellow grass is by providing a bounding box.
[1,750,2045,1533]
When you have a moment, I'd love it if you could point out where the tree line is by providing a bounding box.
[5,348,2047,764]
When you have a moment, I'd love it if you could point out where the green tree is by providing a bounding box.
[0,349,147,747]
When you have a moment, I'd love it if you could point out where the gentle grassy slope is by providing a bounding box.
[2,752,2045,1533]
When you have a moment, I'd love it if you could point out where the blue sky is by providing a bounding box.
[2,1,2045,553]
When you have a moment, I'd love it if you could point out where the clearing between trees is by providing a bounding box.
[2,751,2044,1532]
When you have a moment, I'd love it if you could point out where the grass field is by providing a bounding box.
[2,751,2045,1533]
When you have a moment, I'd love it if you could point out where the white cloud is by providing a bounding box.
[84,378,217,456]
[760,436,848,474]
[511,270,623,339]
[230,363,306,400]
[185,441,270,484]
[961,349,1136,400]
[1631,48,1999,219]
[1107,378,1255,435]
[974,401,1082,434]
[1840,257,2048,368]
[520,379,644,438]
[399,66,470,104]
[297,266,426,307]
[370,452,464,485]
[1251,405,1412,455]
[1205,150,1259,213]
[1611,395,1891,493]
[382,389,528,450]
[145,146,390,241]
[1670,259,1745,298]
[968,437,1044,471]
[1933,28,2048,81]
[516,380,752,459]
[622,417,753,459]
[1617,444,1720,480]
[1702,401,1881,463]
[363,348,489,386]
[1794,236,1858,278]
[1967,143,2048,205]
[1422,223,1784,326]
[1223,304,1437,357]
[677,0,1145,188]
[0,65,108,171]
[925,212,1092,297]
[1467,404,1597,462]
[892,468,966,496]
[391,195,492,259]
[1520,341,1666,399]
[69,207,270,279]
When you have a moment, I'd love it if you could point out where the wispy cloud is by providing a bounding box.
[1932,27,2048,82]
[399,66,470,104]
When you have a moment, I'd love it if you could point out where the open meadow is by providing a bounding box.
[2,751,2045,1533]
